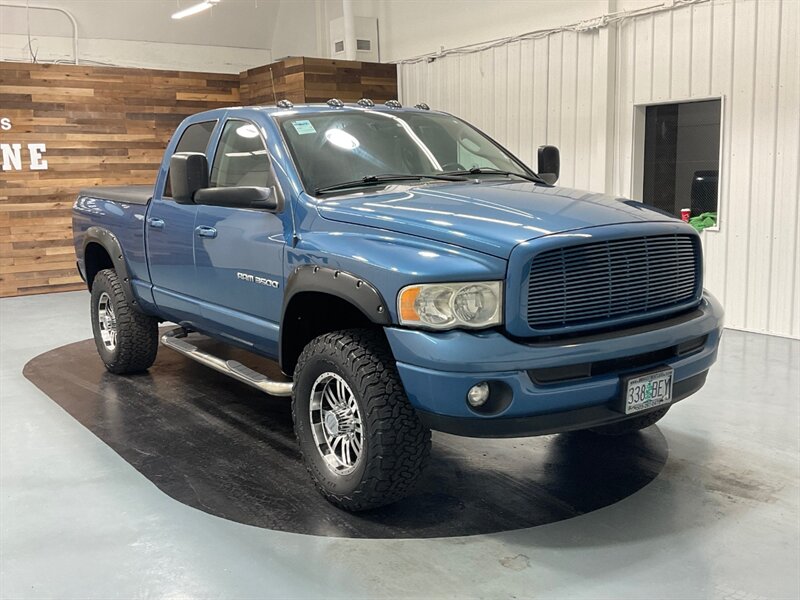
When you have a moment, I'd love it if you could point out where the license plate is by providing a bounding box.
[621,367,674,414]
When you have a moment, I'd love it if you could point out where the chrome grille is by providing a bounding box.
[527,234,698,330]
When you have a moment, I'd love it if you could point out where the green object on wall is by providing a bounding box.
[689,212,717,231]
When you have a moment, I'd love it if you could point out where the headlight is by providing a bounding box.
[398,281,503,330]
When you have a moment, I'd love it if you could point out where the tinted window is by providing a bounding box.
[209,120,273,188]
[277,111,530,194]
[642,100,721,221]
[163,120,216,197]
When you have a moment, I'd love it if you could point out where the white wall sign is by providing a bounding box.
[0,118,49,171]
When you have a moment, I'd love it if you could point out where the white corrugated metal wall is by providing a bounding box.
[398,0,800,338]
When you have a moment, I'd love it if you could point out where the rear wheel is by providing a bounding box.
[589,406,670,436]
[90,269,158,374]
[292,329,431,511]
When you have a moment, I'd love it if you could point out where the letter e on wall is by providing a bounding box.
[28,143,48,170]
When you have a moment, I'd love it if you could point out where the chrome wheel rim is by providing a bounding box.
[97,292,117,351]
[309,372,363,475]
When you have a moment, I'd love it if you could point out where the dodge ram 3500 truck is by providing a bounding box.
[73,99,723,511]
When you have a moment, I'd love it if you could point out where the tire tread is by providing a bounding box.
[293,329,431,511]
[91,269,158,374]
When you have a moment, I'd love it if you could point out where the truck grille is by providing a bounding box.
[527,234,698,330]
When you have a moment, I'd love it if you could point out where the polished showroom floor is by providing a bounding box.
[1,291,798,599]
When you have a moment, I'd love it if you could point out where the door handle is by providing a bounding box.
[195,225,218,239]
[147,217,165,229]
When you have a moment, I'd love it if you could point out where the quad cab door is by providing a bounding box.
[192,118,290,356]
[146,119,217,326]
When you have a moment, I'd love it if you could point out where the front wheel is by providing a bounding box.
[90,268,159,374]
[292,329,431,511]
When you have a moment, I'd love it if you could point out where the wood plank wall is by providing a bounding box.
[0,57,397,298]
[301,57,397,103]
[239,57,306,105]
[0,62,239,297]
[239,57,398,105]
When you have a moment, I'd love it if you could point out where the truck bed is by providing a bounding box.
[79,185,153,206]
[73,184,154,298]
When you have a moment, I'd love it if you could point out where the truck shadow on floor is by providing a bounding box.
[23,335,668,539]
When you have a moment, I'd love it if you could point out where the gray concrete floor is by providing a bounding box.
[1,291,798,600]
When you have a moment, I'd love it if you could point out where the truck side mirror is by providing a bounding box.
[537,145,560,185]
[170,152,208,203]
[193,186,278,211]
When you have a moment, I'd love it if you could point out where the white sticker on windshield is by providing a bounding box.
[291,120,316,135]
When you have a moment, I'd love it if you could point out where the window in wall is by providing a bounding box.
[210,120,274,188]
[163,120,216,198]
[642,99,721,222]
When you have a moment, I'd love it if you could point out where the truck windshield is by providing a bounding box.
[276,110,535,195]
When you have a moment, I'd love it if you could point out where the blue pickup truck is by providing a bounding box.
[73,100,723,511]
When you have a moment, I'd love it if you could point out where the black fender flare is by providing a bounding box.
[280,265,391,366]
[83,226,143,312]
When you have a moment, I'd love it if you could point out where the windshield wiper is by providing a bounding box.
[315,173,468,195]
[442,167,546,184]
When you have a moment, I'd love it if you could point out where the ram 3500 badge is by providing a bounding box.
[237,272,280,288]
[73,100,723,511]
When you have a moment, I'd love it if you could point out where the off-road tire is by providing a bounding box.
[90,268,158,374]
[292,329,432,511]
[589,406,670,436]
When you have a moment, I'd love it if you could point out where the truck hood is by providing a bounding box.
[315,180,674,258]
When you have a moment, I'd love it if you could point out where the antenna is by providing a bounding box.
[269,67,277,104]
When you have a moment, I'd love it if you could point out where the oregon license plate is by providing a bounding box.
[621,367,674,414]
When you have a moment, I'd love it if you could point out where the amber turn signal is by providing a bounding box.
[398,285,422,321]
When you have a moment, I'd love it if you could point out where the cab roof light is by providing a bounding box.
[357,98,375,107]
[414,103,430,110]
[326,98,345,108]
[385,99,402,108]
[276,99,294,109]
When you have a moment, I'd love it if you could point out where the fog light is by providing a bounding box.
[467,382,490,407]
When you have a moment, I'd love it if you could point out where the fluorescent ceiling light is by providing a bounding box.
[171,0,219,20]
[325,128,360,150]
[225,150,268,157]
[236,124,260,138]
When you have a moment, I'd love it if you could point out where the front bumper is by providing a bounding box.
[384,292,724,438]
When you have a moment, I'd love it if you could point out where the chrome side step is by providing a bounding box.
[160,328,293,397]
